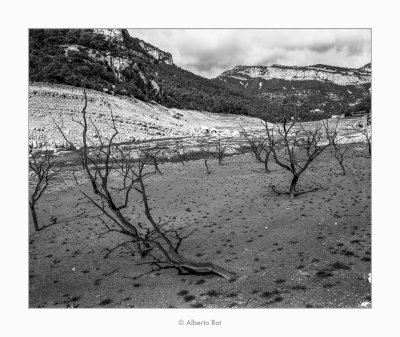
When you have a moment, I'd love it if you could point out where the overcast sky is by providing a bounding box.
[128,29,371,79]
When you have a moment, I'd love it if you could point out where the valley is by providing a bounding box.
[28,28,371,309]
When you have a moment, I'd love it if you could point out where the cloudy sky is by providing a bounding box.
[128,29,371,79]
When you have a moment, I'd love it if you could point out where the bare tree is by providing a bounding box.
[53,88,235,280]
[210,138,228,165]
[352,116,371,157]
[198,138,212,174]
[241,128,273,173]
[323,118,349,175]
[264,101,330,199]
[172,141,188,165]
[29,150,61,231]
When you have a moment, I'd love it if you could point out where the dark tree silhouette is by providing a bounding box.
[264,100,330,199]
[198,138,212,175]
[211,138,228,165]
[242,127,273,173]
[29,150,61,231]
[53,88,235,280]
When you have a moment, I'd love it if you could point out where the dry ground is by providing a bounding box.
[29,144,371,308]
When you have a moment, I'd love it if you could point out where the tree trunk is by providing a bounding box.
[29,202,39,231]
[169,252,237,280]
[264,153,270,173]
[108,203,139,237]
[339,161,346,175]
[204,159,210,174]
[151,240,237,280]
[138,178,236,281]
[289,175,299,200]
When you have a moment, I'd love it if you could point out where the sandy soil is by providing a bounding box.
[29,145,371,308]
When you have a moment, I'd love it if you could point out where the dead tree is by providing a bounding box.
[141,146,163,175]
[242,128,273,173]
[198,138,212,174]
[29,150,61,231]
[323,118,349,175]
[352,116,371,157]
[264,104,330,199]
[54,88,235,280]
[172,141,188,165]
[210,138,228,165]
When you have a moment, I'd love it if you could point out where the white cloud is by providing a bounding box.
[128,29,371,78]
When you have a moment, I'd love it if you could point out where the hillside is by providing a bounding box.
[216,64,371,114]
[28,83,265,151]
[29,29,173,102]
[29,83,369,152]
[29,29,371,119]
[153,63,272,116]
[30,29,274,117]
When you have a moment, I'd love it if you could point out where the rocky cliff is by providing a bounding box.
[94,28,174,65]
[217,63,371,86]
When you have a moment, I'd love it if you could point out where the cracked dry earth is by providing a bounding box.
[29,145,371,308]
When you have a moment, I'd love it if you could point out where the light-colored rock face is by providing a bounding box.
[219,64,371,86]
[138,41,173,65]
[93,29,173,65]
[106,56,131,79]
[93,29,124,42]
[150,80,161,93]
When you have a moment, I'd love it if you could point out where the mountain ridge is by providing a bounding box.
[216,63,371,86]
[29,29,371,119]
